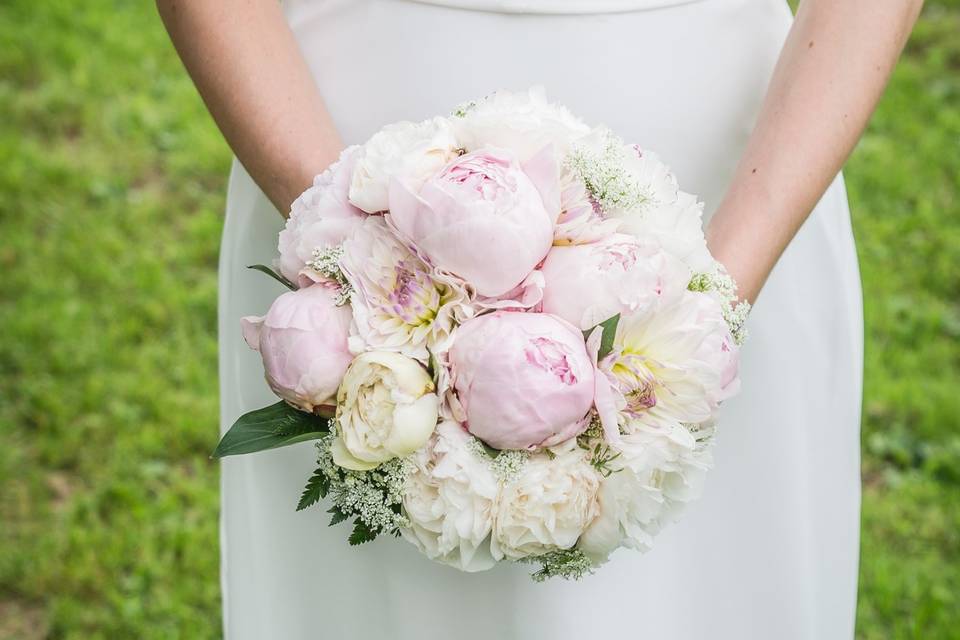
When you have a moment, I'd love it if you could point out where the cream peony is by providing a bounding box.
[339,216,473,361]
[331,351,439,471]
[491,439,601,560]
[578,422,713,563]
[401,422,499,572]
[348,117,460,213]
[453,86,591,160]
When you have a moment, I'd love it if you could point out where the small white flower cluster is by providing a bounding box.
[306,245,353,306]
[464,436,530,482]
[521,548,595,582]
[688,268,752,344]
[315,434,414,539]
[565,128,650,214]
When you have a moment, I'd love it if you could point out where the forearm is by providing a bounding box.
[157,0,342,213]
[706,0,923,303]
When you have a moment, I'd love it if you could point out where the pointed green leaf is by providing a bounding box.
[213,401,329,458]
[247,264,295,290]
[348,519,378,546]
[584,313,621,361]
[328,506,349,526]
[596,313,620,361]
[296,468,329,512]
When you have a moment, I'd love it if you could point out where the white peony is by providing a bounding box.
[491,439,601,560]
[401,422,499,572]
[601,290,733,429]
[453,86,591,160]
[331,351,439,471]
[339,216,473,361]
[348,117,460,213]
[578,421,713,563]
[611,146,714,273]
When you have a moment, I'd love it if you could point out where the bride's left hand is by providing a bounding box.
[705,0,923,304]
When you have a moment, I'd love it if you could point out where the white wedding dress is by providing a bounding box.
[217,0,863,637]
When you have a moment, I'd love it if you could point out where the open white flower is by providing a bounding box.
[339,216,473,361]
[348,117,460,213]
[611,146,714,273]
[331,351,439,471]
[401,421,499,572]
[601,290,733,430]
[578,421,714,563]
[453,86,590,160]
[491,439,601,560]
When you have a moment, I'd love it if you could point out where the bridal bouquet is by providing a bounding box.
[215,88,750,581]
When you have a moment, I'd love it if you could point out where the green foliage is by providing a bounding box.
[246,264,295,291]
[0,0,956,637]
[348,520,378,546]
[584,313,620,360]
[296,468,331,513]
[212,401,330,458]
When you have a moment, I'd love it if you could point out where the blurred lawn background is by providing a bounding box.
[0,0,957,638]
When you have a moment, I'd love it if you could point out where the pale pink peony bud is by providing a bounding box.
[241,285,353,413]
[540,233,691,330]
[388,146,559,298]
[448,311,595,450]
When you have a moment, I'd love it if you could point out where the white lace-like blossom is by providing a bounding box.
[567,132,713,273]
[339,216,474,361]
[490,439,601,560]
[553,167,621,246]
[400,421,499,572]
[578,421,714,563]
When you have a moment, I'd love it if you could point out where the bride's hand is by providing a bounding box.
[705,0,923,304]
[157,0,343,214]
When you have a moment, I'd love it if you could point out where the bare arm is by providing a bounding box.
[157,0,342,213]
[706,0,924,303]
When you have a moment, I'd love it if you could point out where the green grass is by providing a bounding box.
[0,1,957,638]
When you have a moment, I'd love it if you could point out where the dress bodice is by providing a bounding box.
[404,0,704,13]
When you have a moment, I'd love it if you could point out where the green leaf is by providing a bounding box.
[348,519,378,546]
[296,468,329,512]
[247,264,295,290]
[213,401,330,458]
[480,441,501,459]
[594,313,620,361]
[327,506,349,526]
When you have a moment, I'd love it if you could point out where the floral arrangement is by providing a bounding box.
[215,88,750,581]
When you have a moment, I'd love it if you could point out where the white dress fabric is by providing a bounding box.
[217,0,863,638]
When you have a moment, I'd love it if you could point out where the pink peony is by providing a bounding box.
[277,146,365,288]
[241,285,353,413]
[448,311,595,450]
[388,145,559,298]
[540,233,691,331]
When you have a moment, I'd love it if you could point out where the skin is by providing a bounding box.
[157,0,924,302]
